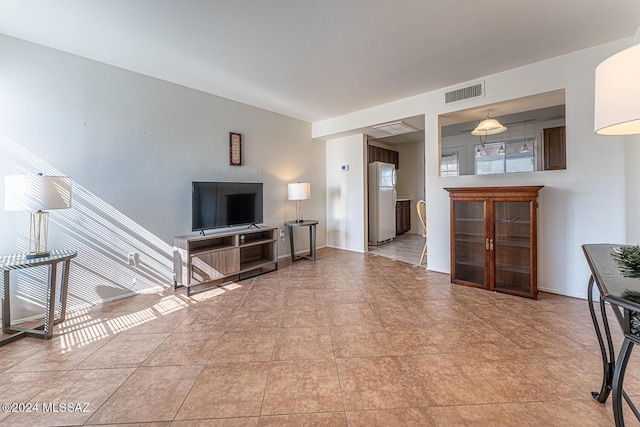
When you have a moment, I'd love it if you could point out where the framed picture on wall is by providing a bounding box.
[229,132,242,166]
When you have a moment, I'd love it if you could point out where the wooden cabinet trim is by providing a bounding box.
[445,186,543,299]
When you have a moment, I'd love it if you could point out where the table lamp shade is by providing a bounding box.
[288,182,311,201]
[4,175,72,259]
[4,175,72,211]
[594,43,640,135]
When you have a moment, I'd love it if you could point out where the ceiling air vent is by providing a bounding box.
[444,81,485,105]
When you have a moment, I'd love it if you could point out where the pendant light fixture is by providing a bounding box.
[471,112,508,145]
[520,121,530,153]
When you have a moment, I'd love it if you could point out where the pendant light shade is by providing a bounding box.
[471,116,508,137]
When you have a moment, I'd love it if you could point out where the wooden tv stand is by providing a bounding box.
[173,226,278,295]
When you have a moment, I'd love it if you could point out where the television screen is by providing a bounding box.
[192,182,264,231]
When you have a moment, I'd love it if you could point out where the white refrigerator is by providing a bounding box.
[368,161,397,245]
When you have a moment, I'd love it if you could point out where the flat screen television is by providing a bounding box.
[192,181,263,232]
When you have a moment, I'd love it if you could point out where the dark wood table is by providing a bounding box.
[0,249,77,345]
[583,243,640,426]
[284,220,318,262]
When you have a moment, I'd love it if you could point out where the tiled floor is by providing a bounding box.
[0,247,638,426]
[368,233,427,266]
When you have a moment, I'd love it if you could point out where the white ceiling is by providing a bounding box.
[1,1,639,123]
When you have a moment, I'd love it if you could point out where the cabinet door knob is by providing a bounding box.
[485,238,490,250]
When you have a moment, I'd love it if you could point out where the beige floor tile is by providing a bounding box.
[0,339,48,373]
[261,359,343,415]
[76,332,168,369]
[402,353,507,406]
[331,324,396,358]
[325,303,379,326]
[283,289,325,309]
[2,368,134,426]
[322,289,366,306]
[176,362,270,419]
[273,327,333,360]
[336,356,424,411]
[472,359,581,402]
[383,324,454,355]
[86,423,171,427]
[172,419,258,427]
[225,308,281,331]
[2,246,638,425]
[430,403,529,426]
[511,399,617,427]
[279,308,329,328]
[143,332,220,366]
[346,407,436,427]
[86,365,203,424]
[258,413,346,426]
[174,307,236,333]
[240,293,285,311]
[0,371,65,423]
[207,329,277,363]
[118,309,190,335]
[5,335,113,372]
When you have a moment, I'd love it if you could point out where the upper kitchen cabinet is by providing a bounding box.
[368,145,399,169]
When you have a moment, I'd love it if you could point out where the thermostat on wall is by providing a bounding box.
[341,165,349,171]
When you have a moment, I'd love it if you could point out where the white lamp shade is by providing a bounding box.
[471,118,507,136]
[594,43,640,135]
[288,182,311,201]
[5,175,72,211]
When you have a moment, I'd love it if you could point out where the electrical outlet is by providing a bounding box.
[279,229,285,238]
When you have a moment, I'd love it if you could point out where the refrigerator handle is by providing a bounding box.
[392,188,397,206]
[392,169,397,186]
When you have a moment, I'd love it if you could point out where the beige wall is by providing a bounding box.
[0,35,326,320]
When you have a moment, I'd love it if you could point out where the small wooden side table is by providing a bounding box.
[284,220,318,262]
[0,249,77,345]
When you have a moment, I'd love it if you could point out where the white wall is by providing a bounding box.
[0,35,325,320]
[325,134,366,252]
[314,37,637,299]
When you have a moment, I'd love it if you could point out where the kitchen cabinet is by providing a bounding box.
[368,145,399,169]
[543,126,566,170]
[444,186,543,299]
[395,200,411,235]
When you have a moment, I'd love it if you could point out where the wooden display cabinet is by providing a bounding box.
[444,186,543,299]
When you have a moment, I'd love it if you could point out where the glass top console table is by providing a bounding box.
[583,243,640,426]
[0,249,77,345]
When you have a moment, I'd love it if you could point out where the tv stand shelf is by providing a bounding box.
[173,226,278,295]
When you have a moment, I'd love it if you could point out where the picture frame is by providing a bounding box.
[229,132,242,166]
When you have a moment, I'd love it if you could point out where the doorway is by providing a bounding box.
[364,114,426,265]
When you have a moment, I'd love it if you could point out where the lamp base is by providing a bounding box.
[295,200,304,223]
[26,251,50,260]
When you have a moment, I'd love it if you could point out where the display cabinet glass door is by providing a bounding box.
[453,200,487,287]
[492,200,533,296]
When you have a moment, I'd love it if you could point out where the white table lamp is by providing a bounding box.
[4,174,73,259]
[288,182,310,222]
